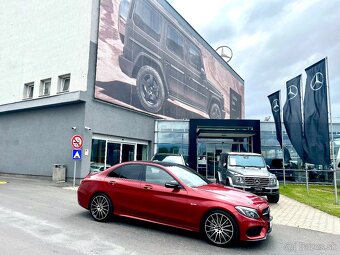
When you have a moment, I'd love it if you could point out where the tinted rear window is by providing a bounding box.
[108,164,143,180]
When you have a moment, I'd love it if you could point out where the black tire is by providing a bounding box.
[136,66,166,113]
[209,102,222,119]
[90,193,113,222]
[267,193,280,203]
[202,210,239,247]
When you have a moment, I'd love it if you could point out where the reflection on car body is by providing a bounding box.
[78,161,272,247]
[118,0,225,118]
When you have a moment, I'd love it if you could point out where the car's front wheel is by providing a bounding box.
[90,193,113,222]
[202,210,239,247]
[136,66,166,113]
[267,193,280,203]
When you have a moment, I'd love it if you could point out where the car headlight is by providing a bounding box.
[233,175,245,184]
[235,206,260,219]
[269,177,277,186]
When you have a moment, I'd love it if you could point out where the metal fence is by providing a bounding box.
[269,169,340,184]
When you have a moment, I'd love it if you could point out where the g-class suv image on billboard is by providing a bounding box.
[118,0,225,119]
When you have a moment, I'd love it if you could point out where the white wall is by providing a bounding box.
[0,0,94,105]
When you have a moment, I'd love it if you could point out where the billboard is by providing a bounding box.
[95,0,244,119]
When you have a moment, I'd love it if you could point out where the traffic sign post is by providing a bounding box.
[72,149,82,160]
[71,135,83,187]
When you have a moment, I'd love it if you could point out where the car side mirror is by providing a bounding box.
[165,180,181,189]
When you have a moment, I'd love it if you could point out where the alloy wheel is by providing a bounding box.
[90,194,111,221]
[204,212,234,245]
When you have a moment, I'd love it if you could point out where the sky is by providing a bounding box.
[168,0,340,122]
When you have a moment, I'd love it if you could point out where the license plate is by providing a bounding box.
[255,187,262,191]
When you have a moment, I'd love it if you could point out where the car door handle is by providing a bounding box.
[143,185,153,190]
[109,181,116,186]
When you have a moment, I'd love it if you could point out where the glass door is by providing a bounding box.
[122,144,135,162]
[106,142,121,167]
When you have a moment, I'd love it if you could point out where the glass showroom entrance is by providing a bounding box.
[91,135,148,172]
[197,139,250,180]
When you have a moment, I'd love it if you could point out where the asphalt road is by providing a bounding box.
[0,175,339,255]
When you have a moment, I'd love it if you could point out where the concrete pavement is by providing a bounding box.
[270,195,340,235]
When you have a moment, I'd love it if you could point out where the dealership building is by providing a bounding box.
[1,0,338,183]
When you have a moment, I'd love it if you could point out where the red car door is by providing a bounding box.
[105,164,144,217]
[139,165,189,228]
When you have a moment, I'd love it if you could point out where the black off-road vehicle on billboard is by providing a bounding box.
[118,0,225,119]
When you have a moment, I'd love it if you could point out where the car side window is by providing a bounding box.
[166,24,184,59]
[188,42,202,71]
[108,164,143,180]
[145,166,175,186]
[133,0,161,41]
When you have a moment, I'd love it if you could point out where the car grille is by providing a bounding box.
[262,207,270,220]
[244,177,269,186]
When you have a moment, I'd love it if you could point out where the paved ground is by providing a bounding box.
[270,195,340,235]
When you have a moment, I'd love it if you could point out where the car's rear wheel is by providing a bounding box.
[209,102,222,119]
[136,66,166,113]
[202,210,239,247]
[90,193,113,222]
[267,193,280,203]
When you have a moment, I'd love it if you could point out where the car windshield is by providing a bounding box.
[229,155,266,168]
[166,165,210,188]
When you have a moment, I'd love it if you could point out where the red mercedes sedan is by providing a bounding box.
[78,161,272,247]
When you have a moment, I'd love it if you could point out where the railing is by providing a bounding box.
[268,169,340,184]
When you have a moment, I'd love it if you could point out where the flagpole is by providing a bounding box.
[325,57,338,205]
[280,91,286,187]
[300,72,309,193]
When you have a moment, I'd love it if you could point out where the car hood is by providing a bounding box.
[194,183,268,208]
[228,167,269,177]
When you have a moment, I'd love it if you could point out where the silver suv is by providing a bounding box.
[217,152,280,203]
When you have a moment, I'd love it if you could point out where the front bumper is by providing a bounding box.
[237,213,273,241]
[118,54,134,77]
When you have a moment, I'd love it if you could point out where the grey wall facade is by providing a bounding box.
[0,103,85,179]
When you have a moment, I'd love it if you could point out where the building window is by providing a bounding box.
[58,74,70,92]
[23,82,34,99]
[40,78,51,96]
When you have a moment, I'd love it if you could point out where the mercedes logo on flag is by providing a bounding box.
[272,99,280,112]
[287,85,298,100]
[310,72,324,91]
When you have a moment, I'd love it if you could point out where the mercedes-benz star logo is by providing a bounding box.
[254,178,260,185]
[287,85,298,100]
[310,72,324,91]
[272,99,280,113]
